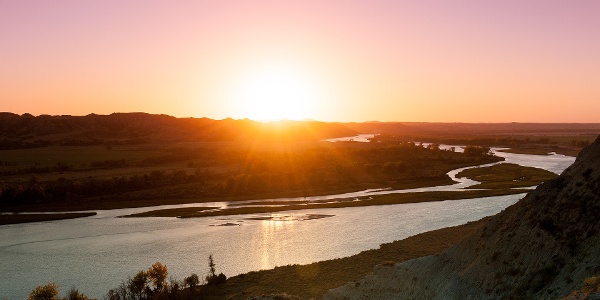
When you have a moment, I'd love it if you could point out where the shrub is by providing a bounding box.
[28,283,59,300]
[205,255,227,285]
[64,287,91,300]
[147,262,168,292]
[183,273,199,288]
[584,276,600,288]
[128,270,148,299]
[207,273,227,285]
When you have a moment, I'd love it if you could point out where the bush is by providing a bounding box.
[64,287,91,300]
[205,255,227,285]
[464,145,492,157]
[147,262,168,292]
[28,283,59,300]
[206,273,227,285]
[183,273,199,288]
[584,276,600,288]
[128,270,149,299]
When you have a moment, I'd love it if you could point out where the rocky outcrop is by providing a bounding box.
[326,136,600,300]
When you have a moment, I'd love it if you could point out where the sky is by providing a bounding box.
[1,0,599,122]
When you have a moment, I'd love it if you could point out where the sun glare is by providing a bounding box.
[233,65,320,121]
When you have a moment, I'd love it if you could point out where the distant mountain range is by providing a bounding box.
[326,136,600,299]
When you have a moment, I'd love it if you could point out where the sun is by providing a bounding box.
[233,65,320,121]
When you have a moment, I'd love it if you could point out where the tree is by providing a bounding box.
[64,287,90,300]
[128,270,148,300]
[464,145,492,157]
[147,262,168,292]
[206,255,227,285]
[183,274,199,288]
[208,255,216,279]
[28,283,59,300]
[104,282,128,300]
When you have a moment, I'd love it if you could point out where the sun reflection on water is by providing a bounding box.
[259,214,296,269]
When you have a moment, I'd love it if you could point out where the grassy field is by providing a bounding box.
[456,163,558,189]
[0,145,161,166]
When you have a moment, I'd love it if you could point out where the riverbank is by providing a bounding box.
[497,144,583,157]
[1,162,543,224]
[121,162,550,219]
[0,212,96,225]
[123,189,525,218]
[455,163,557,189]
[0,177,456,213]
[195,219,487,299]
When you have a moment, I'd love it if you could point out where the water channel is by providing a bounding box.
[0,142,575,299]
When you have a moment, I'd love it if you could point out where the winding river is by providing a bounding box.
[0,144,575,299]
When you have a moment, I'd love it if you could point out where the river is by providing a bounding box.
[0,145,575,299]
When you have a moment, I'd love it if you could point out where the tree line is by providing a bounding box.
[0,169,220,207]
[27,256,227,300]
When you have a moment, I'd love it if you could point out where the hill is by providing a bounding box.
[0,112,356,148]
[346,122,600,136]
[326,136,600,299]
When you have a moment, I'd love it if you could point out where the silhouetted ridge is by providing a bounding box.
[326,136,600,299]
[0,113,355,148]
[346,121,600,136]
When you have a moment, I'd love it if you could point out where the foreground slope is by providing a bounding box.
[326,136,600,300]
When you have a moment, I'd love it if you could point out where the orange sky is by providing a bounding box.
[1,1,599,122]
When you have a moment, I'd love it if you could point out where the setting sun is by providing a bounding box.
[232,65,320,121]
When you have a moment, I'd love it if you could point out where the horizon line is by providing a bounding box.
[2,111,600,125]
